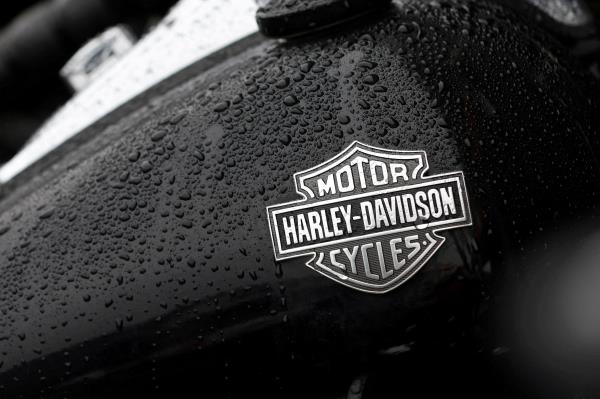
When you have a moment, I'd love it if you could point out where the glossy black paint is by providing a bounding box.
[0,0,599,397]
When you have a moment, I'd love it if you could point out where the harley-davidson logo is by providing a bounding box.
[266,141,472,294]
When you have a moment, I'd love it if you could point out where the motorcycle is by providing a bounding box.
[0,0,599,397]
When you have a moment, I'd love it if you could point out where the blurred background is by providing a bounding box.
[0,0,176,161]
[0,0,257,184]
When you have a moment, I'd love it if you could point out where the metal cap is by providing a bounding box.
[256,0,391,38]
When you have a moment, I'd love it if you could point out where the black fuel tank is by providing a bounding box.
[0,0,599,398]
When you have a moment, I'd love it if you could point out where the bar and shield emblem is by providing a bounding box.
[266,141,472,294]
